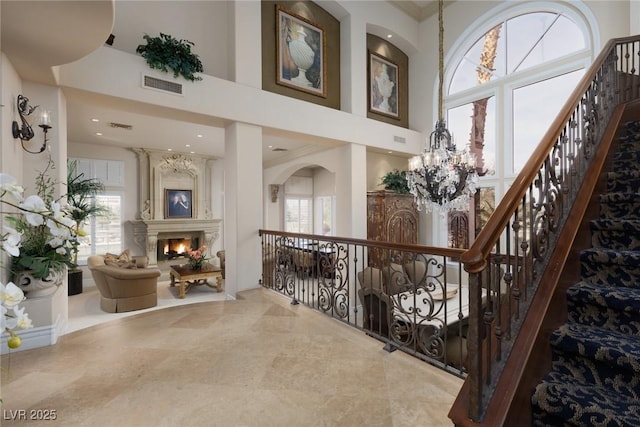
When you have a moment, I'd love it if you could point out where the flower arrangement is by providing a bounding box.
[0,157,77,349]
[7,157,77,280]
[186,245,208,270]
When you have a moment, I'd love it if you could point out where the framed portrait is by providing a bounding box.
[276,5,326,97]
[368,52,399,118]
[165,189,192,219]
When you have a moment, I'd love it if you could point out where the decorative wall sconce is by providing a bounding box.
[12,94,51,154]
[269,184,280,203]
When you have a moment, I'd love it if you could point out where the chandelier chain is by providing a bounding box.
[438,0,444,121]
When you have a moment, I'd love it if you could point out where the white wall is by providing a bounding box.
[110,1,230,81]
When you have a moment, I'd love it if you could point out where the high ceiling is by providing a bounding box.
[388,0,444,22]
[2,1,442,165]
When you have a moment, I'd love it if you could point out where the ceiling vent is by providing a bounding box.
[142,74,183,95]
[272,147,288,152]
[108,122,133,130]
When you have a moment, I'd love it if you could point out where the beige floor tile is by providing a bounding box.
[0,287,462,426]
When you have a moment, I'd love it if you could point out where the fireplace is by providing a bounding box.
[132,219,221,265]
[157,237,201,262]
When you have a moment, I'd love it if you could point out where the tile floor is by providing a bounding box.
[1,281,462,426]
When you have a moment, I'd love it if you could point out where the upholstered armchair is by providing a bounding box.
[216,250,225,279]
[87,253,161,313]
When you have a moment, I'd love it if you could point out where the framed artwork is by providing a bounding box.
[165,189,192,219]
[368,52,399,118]
[276,5,326,97]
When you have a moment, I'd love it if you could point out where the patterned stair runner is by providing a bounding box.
[531,120,640,425]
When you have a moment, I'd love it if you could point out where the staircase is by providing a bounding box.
[531,120,640,425]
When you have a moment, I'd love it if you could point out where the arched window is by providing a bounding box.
[441,3,596,247]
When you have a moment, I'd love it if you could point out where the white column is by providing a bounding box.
[336,143,367,239]
[340,15,368,117]
[224,122,263,295]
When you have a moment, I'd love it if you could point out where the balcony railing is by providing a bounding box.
[259,230,474,377]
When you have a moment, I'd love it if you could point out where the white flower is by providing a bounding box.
[12,306,33,330]
[1,282,26,309]
[0,173,24,201]
[2,225,22,257]
[20,195,48,226]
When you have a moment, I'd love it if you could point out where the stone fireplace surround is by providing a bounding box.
[130,149,222,265]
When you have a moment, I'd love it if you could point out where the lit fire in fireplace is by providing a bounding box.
[163,238,192,259]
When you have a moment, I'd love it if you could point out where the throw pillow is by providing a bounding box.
[104,249,136,268]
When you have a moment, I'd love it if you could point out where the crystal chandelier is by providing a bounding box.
[406,0,479,213]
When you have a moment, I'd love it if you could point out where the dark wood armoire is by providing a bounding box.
[366,191,419,267]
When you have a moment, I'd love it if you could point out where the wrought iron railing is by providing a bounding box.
[457,36,640,422]
[258,230,473,377]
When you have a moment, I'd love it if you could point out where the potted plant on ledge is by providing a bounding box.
[65,160,109,296]
[136,32,204,82]
[380,169,410,194]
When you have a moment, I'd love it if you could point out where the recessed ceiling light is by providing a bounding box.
[387,34,392,38]
[95,132,102,136]
[168,148,173,152]
[190,151,195,154]
[185,144,191,148]
[90,118,99,123]
[388,151,393,154]
[197,134,203,138]
[268,145,273,149]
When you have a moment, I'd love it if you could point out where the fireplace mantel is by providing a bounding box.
[131,219,221,265]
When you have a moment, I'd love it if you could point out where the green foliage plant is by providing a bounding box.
[66,160,110,267]
[380,169,410,194]
[136,33,204,82]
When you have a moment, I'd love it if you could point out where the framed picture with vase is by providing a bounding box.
[276,5,326,97]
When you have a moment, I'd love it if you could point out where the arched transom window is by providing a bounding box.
[441,5,595,248]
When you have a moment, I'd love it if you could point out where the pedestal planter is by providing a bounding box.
[14,269,64,298]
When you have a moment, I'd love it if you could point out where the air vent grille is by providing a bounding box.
[272,147,288,152]
[142,75,183,95]
[108,122,133,130]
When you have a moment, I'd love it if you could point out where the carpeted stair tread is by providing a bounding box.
[625,120,640,132]
[580,248,640,287]
[531,371,640,427]
[549,351,640,400]
[607,170,640,192]
[550,323,640,372]
[591,219,640,250]
[600,193,640,219]
[613,150,640,160]
[618,139,640,150]
[567,281,640,335]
